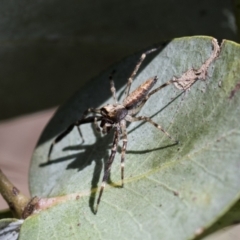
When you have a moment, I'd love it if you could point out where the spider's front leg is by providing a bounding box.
[95,126,120,213]
[124,48,158,98]
[47,108,101,162]
[109,70,117,104]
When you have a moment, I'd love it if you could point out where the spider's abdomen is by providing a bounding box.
[123,76,158,109]
[101,104,128,123]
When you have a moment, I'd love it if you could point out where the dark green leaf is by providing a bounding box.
[23,36,240,240]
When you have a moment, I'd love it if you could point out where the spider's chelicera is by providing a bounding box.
[47,48,178,213]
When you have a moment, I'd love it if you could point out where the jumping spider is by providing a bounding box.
[48,48,178,213]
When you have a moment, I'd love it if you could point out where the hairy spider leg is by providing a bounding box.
[120,120,127,187]
[148,79,175,98]
[95,126,120,213]
[47,108,101,162]
[124,48,158,98]
[109,70,117,104]
[75,108,102,142]
[94,116,101,133]
[126,115,178,144]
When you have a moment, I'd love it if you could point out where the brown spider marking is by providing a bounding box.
[47,39,220,213]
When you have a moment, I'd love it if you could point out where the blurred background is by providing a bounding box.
[0,0,239,238]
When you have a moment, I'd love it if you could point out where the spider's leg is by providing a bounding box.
[95,126,120,213]
[124,48,158,98]
[47,110,101,162]
[75,108,101,140]
[120,120,127,187]
[109,70,117,104]
[148,79,175,98]
[80,108,102,119]
[94,116,101,133]
[126,115,178,144]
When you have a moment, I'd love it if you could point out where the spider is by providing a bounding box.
[47,48,178,213]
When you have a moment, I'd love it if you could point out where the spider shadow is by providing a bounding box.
[40,102,179,215]
[39,88,184,214]
[38,41,178,213]
[40,128,116,214]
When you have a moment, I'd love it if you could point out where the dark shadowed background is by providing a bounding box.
[0,0,237,120]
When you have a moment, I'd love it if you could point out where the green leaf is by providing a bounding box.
[196,199,240,239]
[23,36,240,240]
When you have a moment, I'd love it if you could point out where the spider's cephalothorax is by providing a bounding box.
[47,48,178,213]
[101,104,127,123]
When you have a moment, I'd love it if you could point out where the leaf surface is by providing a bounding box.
[23,36,240,240]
